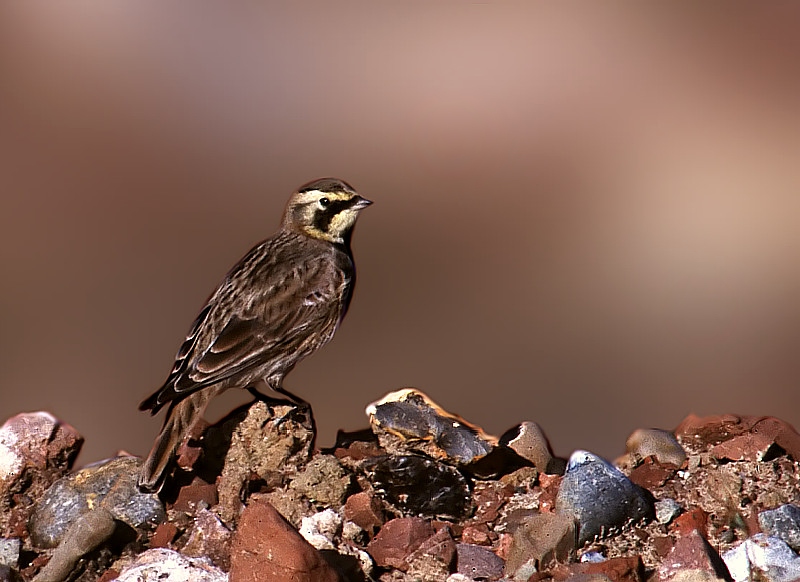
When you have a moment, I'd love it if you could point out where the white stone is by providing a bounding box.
[299,508,341,550]
[110,548,227,582]
[723,534,800,582]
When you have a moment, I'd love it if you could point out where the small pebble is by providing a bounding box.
[655,498,682,525]
[626,428,687,466]
[758,505,800,551]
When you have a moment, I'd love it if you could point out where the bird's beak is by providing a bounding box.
[352,195,373,210]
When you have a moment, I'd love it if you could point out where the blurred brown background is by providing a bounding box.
[1,4,799,467]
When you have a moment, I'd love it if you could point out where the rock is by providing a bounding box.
[555,451,654,545]
[344,492,384,534]
[627,457,679,490]
[299,509,342,551]
[674,415,800,461]
[217,401,314,525]
[366,389,497,467]
[500,421,555,473]
[624,428,687,467]
[566,555,644,581]
[362,454,472,520]
[658,529,731,581]
[669,571,726,582]
[149,522,178,548]
[469,481,514,531]
[672,507,710,538]
[29,456,164,549]
[723,533,800,582]
[0,564,20,582]
[32,507,116,582]
[260,488,312,528]
[504,512,576,576]
[461,524,491,546]
[109,548,227,582]
[655,498,682,525]
[758,505,800,551]
[455,543,504,580]
[299,509,375,581]
[0,412,83,538]
[366,517,436,571]
[405,527,457,582]
[329,429,383,464]
[170,479,218,513]
[0,539,19,569]
[536,473,562,513]
[179,508,232,571]
[229,495,340,582]
[289,455,352,507]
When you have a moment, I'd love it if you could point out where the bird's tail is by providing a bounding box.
[138,389,216,493]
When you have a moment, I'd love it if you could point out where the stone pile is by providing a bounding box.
[2,390,800,581]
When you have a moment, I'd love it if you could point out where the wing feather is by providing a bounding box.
[140,234,352,413]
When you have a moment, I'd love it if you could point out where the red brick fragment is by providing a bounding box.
[229,496,341,582]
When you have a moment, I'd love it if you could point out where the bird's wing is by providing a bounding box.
[140,240,351,413]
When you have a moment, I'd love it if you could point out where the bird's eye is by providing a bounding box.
[319,197,330,208]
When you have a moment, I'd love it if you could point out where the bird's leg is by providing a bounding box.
[266,381,316,437]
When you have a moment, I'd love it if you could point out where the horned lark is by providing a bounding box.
[138,178,371,492]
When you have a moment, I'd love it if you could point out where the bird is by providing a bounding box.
[138,177,372,492]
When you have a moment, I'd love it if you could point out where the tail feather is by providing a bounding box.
[138,389,217,492]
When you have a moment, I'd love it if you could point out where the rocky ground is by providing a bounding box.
[2,388,800,582]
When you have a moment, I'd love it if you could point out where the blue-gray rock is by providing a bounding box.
[29,456,164,549]
[555,450,654,545]
[456,543,504,580]
[759,505,800,552]
[723,533,800,582]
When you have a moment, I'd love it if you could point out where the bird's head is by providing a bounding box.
[283,178,372,245]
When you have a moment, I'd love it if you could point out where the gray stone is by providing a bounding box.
[759,505,800,551]
[723,533,800,582]
[555,450,654,545]
[0,539,19,569]
[655,498,682,525]
[366,389,497,466]
[456,543,504,580]
[29,456,164,549]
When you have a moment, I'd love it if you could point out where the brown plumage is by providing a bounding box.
[138,178,371,492]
